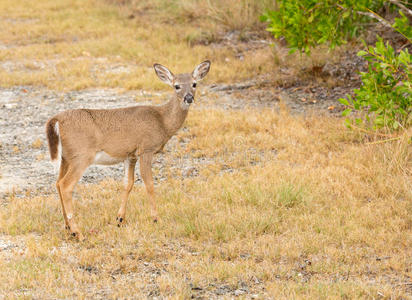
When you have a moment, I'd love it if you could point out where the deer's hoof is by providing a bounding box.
[116,216,124,227]
[151,211,159,223]
[69,231,84,241]
[75,232,85,241]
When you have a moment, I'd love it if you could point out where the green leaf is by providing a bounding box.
[260,14,269,22]
[393,121,399,129]
[342,108,352,116]
[342,10,350,19]
[288,47,298,54]
[344,119,352,128]
[338,97,350,106]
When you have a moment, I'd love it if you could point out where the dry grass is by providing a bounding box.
[130,0,276,32]
[1,108,411,298]
[0,0,277,91]
[1,0,412,298]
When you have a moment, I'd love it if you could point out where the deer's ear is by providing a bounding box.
[192,60,211,81]
[154,64,175,86]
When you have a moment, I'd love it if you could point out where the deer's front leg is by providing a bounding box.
[140,152,158,222]
[117,157,137,226]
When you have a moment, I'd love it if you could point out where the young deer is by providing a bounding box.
[46,61,211,240]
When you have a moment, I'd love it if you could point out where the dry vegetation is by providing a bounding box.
[1,0,411,299]
[0,0,277,90]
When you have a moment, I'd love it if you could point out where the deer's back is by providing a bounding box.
[54,106,168,161]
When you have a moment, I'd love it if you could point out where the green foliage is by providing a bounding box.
[261,0,412,131]
[260,0,385,53]
[393,11,412,41]
[339,38,412,130]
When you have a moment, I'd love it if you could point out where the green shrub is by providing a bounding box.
[260,0,385,53]
[393,11,412,41]
[261,0,411,131]
[339,38,411,130]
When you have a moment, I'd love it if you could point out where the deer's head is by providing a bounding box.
[154,61,211,109]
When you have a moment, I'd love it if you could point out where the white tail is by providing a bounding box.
[46,61,211,240]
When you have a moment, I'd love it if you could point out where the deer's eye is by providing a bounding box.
[192,83,197,88]
[174,85,181,90]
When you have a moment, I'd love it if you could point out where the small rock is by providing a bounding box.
[215,285,231,295]
[234,289,246,296]
[4,103,17,109]
[183,166,198,177]
[0,239,16,251]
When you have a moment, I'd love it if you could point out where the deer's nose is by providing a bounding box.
[184,94,194,104]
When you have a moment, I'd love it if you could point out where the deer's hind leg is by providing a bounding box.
[57,157,92,241]
[56,157,70,230]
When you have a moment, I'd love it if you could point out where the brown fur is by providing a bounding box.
[51,103,188,161]
[46,61,211,240]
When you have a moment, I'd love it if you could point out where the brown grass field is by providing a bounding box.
[0,0,411,299]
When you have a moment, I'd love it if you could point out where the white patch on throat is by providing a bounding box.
[181,101,190,110]
[93,151,123,165]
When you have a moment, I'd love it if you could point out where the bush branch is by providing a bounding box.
[388,0,412,18]
[356,10,392,29]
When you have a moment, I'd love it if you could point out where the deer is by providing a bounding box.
[45,61,211,240]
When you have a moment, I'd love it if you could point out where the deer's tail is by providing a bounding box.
[46,118,62,171]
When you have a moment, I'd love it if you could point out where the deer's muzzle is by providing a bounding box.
[184,94,194,104]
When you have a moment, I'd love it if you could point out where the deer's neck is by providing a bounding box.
[161,97,188,136]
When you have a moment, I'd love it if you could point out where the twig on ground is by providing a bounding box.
[366,136,402,145]
[349,124,394,137]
